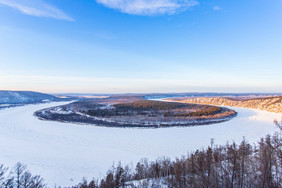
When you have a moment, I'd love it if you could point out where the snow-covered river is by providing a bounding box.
[0,101,281,186]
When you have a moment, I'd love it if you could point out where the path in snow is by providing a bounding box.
[0,102,281,186]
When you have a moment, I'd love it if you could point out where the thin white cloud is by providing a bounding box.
[213,6,221,11]
[96,0,199,15]
[0,0,73,21]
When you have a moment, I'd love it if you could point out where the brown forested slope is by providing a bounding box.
[171,96,282,113]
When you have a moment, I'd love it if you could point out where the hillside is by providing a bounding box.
[0,90,66,104]
[168,96,282,113]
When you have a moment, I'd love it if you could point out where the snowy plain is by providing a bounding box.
[0,101,281,187]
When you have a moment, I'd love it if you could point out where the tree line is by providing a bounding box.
[75,130,281,188]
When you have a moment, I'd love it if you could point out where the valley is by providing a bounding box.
[0,100,280,186]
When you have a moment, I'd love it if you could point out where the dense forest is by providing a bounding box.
[86,100,233,119]
[1,121,281,188]
[114,100,196,111]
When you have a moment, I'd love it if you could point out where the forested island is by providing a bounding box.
[34,98,236,128]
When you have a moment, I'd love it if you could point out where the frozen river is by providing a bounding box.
[0,101,281,186]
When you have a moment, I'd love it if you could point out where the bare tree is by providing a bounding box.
[0,164,8,186]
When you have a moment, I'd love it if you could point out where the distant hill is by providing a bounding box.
[169,96,282,113]
[143,92,281,100]
[0,90,71,104]
[54,92,282,99]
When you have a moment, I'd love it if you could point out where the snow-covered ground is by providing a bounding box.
[0,102,281,187]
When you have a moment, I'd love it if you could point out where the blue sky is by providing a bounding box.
[0,0,281,93]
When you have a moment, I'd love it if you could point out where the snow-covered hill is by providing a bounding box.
[0,90,63,104]
[170,96,282,113]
